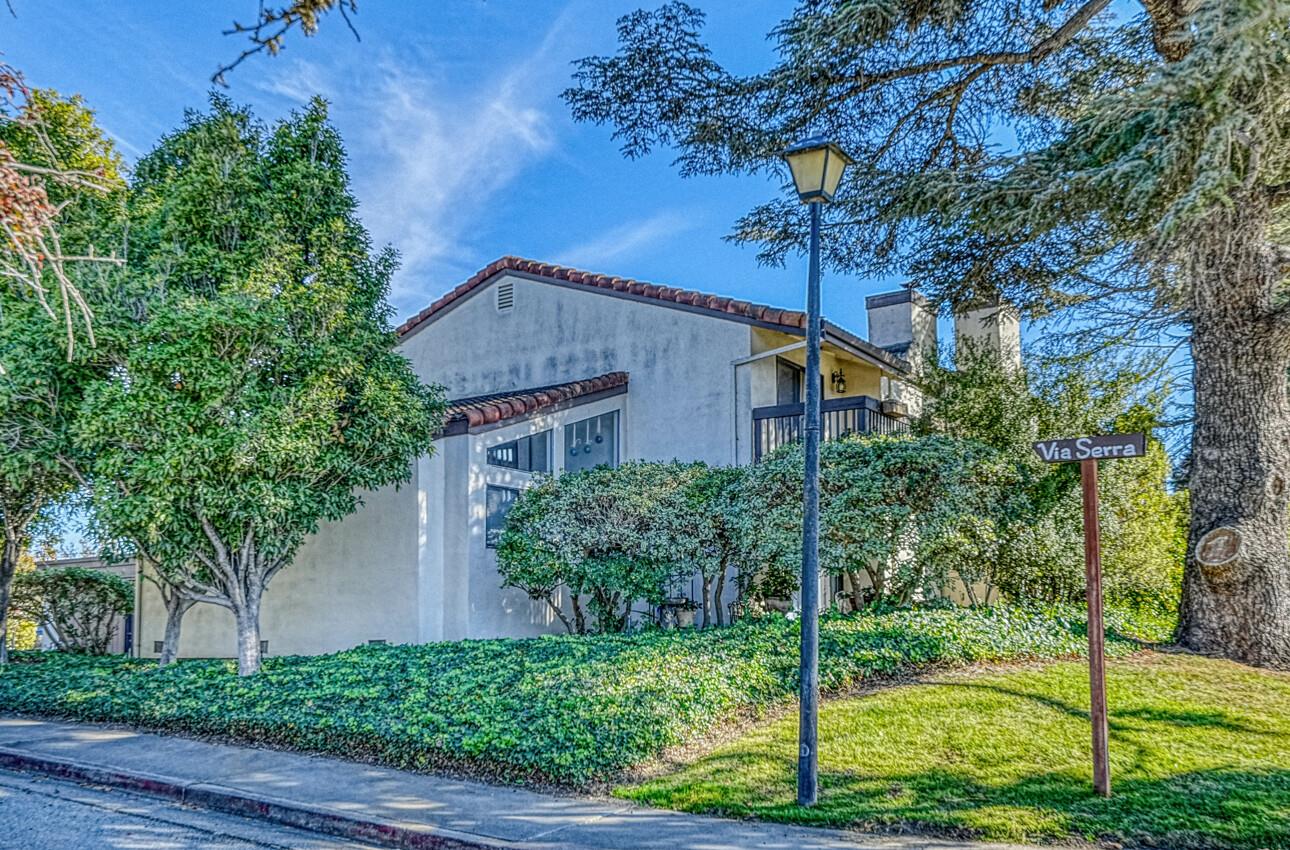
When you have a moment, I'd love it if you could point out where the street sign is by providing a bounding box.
[1033,433,1146,463]
[1032,432,1145,799]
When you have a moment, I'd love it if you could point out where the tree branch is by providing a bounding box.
[837,0,1111,97]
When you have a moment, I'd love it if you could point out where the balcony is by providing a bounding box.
[752,395,909,462]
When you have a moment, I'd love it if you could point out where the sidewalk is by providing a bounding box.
[0,716,1032,850]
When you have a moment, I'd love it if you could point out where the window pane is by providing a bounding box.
[486,440,519,469]
[486,430,552,472]
[486,486,519,547]
[529,430,550,473]
[564,411,618,473]
[777,359,803,405]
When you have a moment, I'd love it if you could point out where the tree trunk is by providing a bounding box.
[544,596,574,634]
[0,537,20,665]
[713,562,728,627]
[158,589,195,667]
[846,569,866,612]
[700,576,713,629]
[233,597,262,676]
[1178,206,1290,669]
[571,593,586,634]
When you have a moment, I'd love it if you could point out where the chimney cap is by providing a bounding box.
[866,288,930,310]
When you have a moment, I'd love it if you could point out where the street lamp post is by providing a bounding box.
[780,137,852,808]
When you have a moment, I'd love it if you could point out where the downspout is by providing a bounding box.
[730,340,807,466]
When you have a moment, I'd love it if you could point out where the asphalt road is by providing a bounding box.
[0,767,384,850]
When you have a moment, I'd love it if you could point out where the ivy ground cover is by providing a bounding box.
[0,606,1168,785]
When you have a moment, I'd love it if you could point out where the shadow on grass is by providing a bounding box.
[941,682,1271,737]
[633,750,1290,849]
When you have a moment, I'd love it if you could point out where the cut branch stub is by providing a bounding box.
[1196,526,1243,569]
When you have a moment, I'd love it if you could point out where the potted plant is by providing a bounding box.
[675,598,699,629]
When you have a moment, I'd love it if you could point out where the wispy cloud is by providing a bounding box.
[555,211,699,269]
[354,56,556,304]
[251,10,576,314]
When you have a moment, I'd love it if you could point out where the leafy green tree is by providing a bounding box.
[915,347,1185,611]
[11,565,133,655]
[0,89,123,664]
[738,435,1016,608]
[497,461,704,633]
[78,97,444,675]
[566,1,1290,665]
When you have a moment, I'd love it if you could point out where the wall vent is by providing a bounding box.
[496,280,515,312]
[153,640,164,654]
[260,640,269,655]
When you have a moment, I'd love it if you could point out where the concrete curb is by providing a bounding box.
[0,746,518,849]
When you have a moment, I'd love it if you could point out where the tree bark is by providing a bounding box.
[0,537,17,665]
[571,593,586,635]
[713,562,728,627]
[1178,205,1290,669]
[234,596,262,676]
[700,575,713,629]
[846,569,866,612]
[544,596,574,634]
[158,587,196,667]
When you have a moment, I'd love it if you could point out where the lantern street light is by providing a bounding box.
[781,136,852,808]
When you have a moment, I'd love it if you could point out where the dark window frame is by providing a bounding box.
[486,430,551,473]
[563,410,620,473]
[485,485,521,548]
[776,356,804,406]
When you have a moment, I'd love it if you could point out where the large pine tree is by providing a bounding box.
[566,1,1290,667]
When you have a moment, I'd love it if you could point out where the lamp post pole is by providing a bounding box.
[780,136,851,809]
[797,198,822,807]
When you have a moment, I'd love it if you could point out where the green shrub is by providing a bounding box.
[737,435,1017,607]
[10,566,133,654]
[497,461,708,632]
[0,604,1167,783]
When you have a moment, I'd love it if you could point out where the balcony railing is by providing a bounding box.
[752,395,909,462]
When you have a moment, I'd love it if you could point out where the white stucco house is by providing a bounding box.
[135,256,1016,658]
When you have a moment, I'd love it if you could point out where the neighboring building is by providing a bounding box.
[35,556,137,655]
[138,256,1011,657]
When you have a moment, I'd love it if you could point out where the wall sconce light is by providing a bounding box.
[830,369,847,394]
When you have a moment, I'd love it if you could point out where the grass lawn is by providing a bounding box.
[619,652,1290,849]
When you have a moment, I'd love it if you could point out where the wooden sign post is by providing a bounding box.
[1032,433,1146,798]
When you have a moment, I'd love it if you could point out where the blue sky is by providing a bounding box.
[4,0,916,337]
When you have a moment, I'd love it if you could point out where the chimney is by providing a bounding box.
[865,289,937,374]
[953,297,1021,372]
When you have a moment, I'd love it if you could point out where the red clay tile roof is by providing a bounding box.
[397,256,909,375]
[396,256,808,338]
[441,372,628,434]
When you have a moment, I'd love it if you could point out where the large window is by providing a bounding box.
[485,485,519,548]
[486,430,550,473]
[564,410,619,473]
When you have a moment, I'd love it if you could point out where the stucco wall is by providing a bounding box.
[137,473,421,659]
[400,273,754,467]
